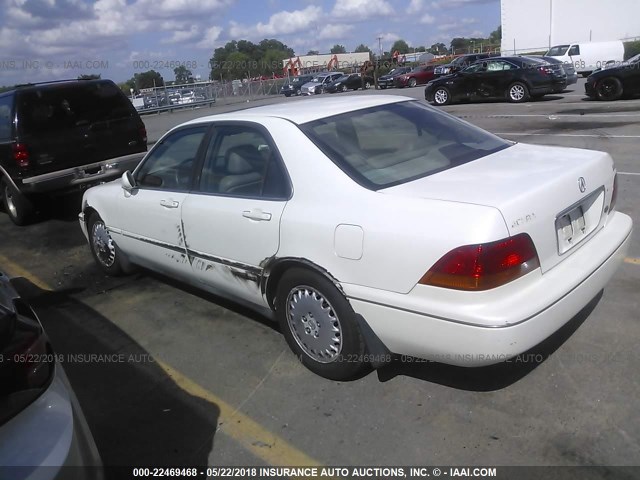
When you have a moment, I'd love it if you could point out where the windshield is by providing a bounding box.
[450,56,469,65]
[546,45,570,56]
[335,75,349,82]
[300,101,510,190]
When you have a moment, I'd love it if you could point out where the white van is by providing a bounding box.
[545,41,624,76]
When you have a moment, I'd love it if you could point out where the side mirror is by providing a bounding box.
[121,170,136,191]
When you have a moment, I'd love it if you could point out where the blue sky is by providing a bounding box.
[0,0,500,85]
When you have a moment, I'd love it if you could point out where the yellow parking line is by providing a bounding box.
[0,254,323,469]
[157,360,322,468]
[625,257,640,265]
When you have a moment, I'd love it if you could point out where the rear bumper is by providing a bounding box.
[18,152,145,194]
[346,212,632,366]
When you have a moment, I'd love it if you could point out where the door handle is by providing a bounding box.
[160,199,179,208]
[242,209,272,221]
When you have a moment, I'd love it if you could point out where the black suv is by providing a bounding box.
[0,79,147,224]
[434,53,499,76]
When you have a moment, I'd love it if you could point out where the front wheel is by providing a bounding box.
[432,87,451,106]
[364,81,371,89]
[595,77,623,101]
[1,180,35,226]
[341,84,348,92]
[88,213,126,276]
[275,268,369,380]
[507,82,529,103]
[408,78,417,88]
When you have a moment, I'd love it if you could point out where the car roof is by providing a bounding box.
[181,94,415,126]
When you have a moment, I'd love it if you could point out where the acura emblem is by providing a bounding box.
[578,177,586,193]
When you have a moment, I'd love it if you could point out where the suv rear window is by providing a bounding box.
[0,94,13,141]
[17,82,136,135]
[300,101,510,189]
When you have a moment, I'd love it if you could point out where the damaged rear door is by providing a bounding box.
[180,123,291,307]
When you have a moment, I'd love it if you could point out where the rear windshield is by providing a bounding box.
[17,82,135,135]
[546,45,570,56]
[0,94,13,141]
[300,101,510,189]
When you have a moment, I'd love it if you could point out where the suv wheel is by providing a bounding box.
[1,180,35,226]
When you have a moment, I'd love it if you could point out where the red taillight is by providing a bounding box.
[610,173,618,211]
[140,126,148,144]
[538,66,553,76]
[12,143,29,168]
[419,233,540,291]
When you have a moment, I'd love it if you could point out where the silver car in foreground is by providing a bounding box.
[0,271,102,480]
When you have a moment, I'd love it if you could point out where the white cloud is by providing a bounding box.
[420,13,435,24]
[196,25,223,49]
[230,6,322,38]
[133,0,233,19]
[162,25,201,45]
[317,24,354,40]
[332,0,393,20]
[407,0,423,14]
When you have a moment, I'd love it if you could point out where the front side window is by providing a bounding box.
[135,126,207,190]
[198,125,289,199]
[547,45,570,56]
[568,45,580,56]
[300,101,510,190]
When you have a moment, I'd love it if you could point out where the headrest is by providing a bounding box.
[226,146,257,174]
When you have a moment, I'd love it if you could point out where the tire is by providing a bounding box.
[595,77,623,101]
[432,87,451,106]
[379,85,387,90]
[408,78,417,88]
[506,82,530,103]
[284,93,291,97]
[364,81,371,89]
[275,268,368,380]
[341,84,347,92]
[88,213,125,276]
[1,180,35,226]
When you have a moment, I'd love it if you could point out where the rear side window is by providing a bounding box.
[301,101,510,190]
[17,82,136,135]
[0,95,13,141]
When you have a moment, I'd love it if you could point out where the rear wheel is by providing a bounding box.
[275,268,369,380]
[88,213,125,276]
[507,82,529,103]
[408,78,417,88]
[1,180,35,226]
[341,84,348,92]
[364,81,371,89]
[433,87,451,106]
[595,77,623,101]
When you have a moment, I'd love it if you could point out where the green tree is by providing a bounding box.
[209,38,295,80]
[306,50,320,55]
[415,45,426,52]
[261,49,289,76]
[429,42,448,54]
[390,39,410,54]
[133,70,164,89]
[330,44,346,54]
[173,65,193,84]
[354,44,371,54]
[489,25,502,45]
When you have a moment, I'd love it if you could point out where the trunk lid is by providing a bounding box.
[382,143,615,273]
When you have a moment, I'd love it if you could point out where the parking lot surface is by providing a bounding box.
[1,78,639,472]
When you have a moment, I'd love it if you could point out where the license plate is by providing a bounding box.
[556,204,587,254]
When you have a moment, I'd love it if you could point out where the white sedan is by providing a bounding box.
[79,95,632,380]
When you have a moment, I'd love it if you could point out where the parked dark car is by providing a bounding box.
[0,270,103,477]
[325,73,374,93]
[0,79,147,225]
[425,56,567,105]
[524,56,578,90]
[585,53,640,101]
[280,74,315,97]
[434,53,499,76]
[394,65,436,88]
[378,66,412,89]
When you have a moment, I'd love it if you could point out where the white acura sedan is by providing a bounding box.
[79,95,632,380]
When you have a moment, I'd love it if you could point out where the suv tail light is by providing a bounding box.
[538,65,554,76]
[12,143,30,168]
[419,233,540,291]
[139,125,148,145]
[0,301,53,425]
[610,173,618,212]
